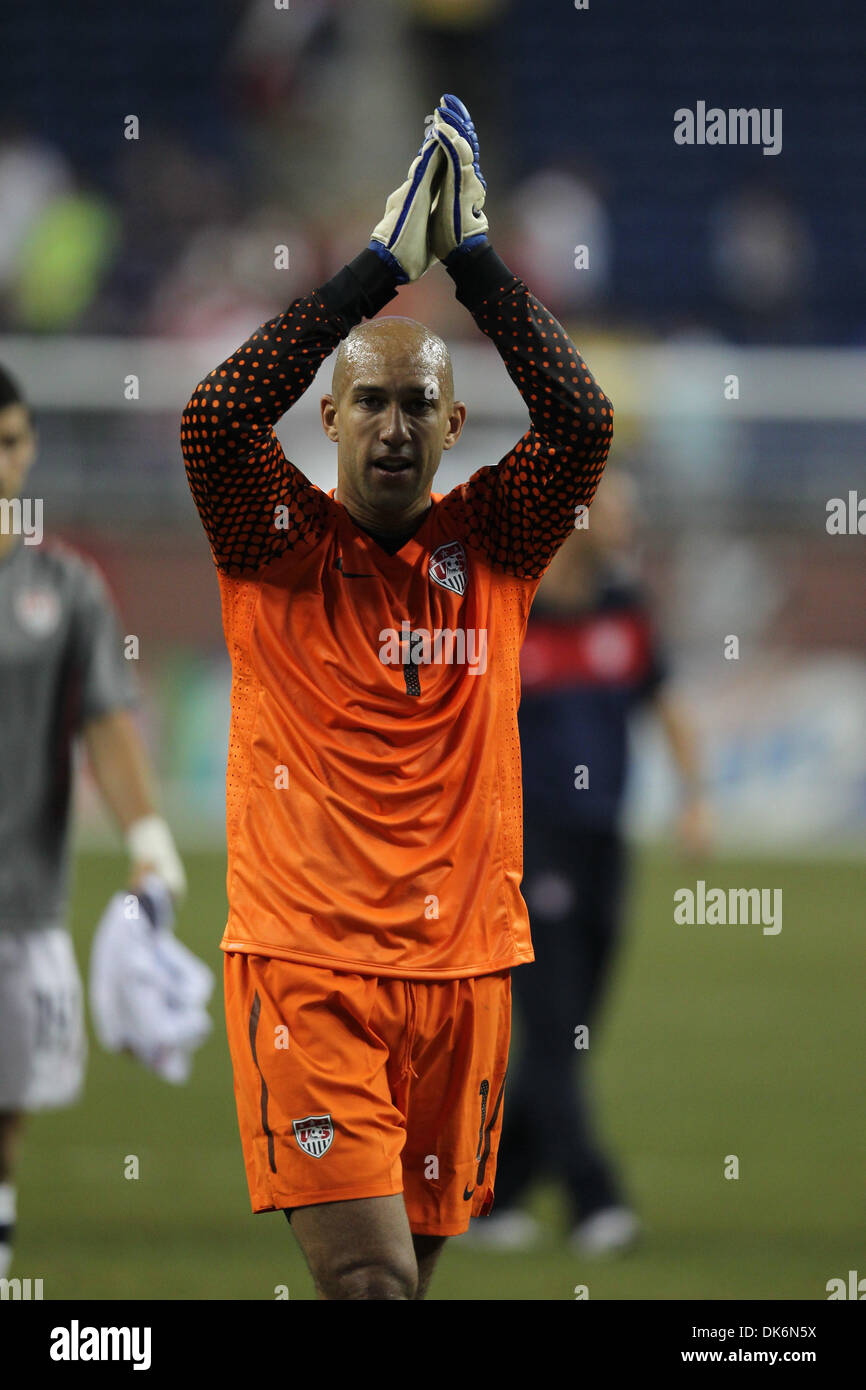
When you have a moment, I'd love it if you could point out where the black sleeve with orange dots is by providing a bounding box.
[180,250,399,576]
[441,244,614,579]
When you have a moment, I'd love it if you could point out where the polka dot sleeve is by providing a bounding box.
[180,251,399,576]
[442,247,614,579]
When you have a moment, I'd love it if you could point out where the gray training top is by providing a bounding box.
[0,535,136,929]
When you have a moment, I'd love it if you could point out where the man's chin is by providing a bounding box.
[364,461,433,512]
[337,464,435,525]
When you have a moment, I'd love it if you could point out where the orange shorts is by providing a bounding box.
[223,952,511,1237]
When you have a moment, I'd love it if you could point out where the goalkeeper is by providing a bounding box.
[182,95,613,1301]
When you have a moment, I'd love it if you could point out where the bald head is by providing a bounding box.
[332,317,454,408]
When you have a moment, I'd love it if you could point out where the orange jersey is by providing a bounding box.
[181,246,612,978]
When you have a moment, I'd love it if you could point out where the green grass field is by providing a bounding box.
[13,845,863,1301]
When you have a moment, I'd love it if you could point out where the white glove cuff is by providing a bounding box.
[125,815,187,901]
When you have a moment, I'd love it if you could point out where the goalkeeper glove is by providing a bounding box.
[429,94,489,266]
[369,129,444,284]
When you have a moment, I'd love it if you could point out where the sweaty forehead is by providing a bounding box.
[333,320,452,400]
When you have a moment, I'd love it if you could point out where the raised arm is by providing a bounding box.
[430,95,614,578]
[445,246,613,578]
[180,124,445,577]
[180,258,393,577]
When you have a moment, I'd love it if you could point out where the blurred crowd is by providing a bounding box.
[1,0,852,346]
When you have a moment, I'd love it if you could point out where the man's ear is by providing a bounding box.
[442,400,467,452]
[320,394,339,442]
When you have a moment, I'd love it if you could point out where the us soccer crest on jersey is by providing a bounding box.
[428,539,468,596]
[14,586,62,638]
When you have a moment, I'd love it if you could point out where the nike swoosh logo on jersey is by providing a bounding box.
[463,1185,475,1201]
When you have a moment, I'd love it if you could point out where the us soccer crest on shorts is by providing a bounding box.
[293,1114,334,1157]
[428,540,468,596]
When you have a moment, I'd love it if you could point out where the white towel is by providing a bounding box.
[89,874,214,1083]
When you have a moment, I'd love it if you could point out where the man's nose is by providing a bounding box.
[380,404,410,442]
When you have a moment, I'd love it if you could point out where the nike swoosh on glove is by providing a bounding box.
[369,131,445,284]
[429,94,490,266]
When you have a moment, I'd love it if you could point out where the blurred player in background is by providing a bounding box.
[181,96,613,1300]
[470,470,712,1253]
[0,362,186,1278]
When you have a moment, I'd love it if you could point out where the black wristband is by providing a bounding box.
[446,242,521,313]
[316,249,400,333]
